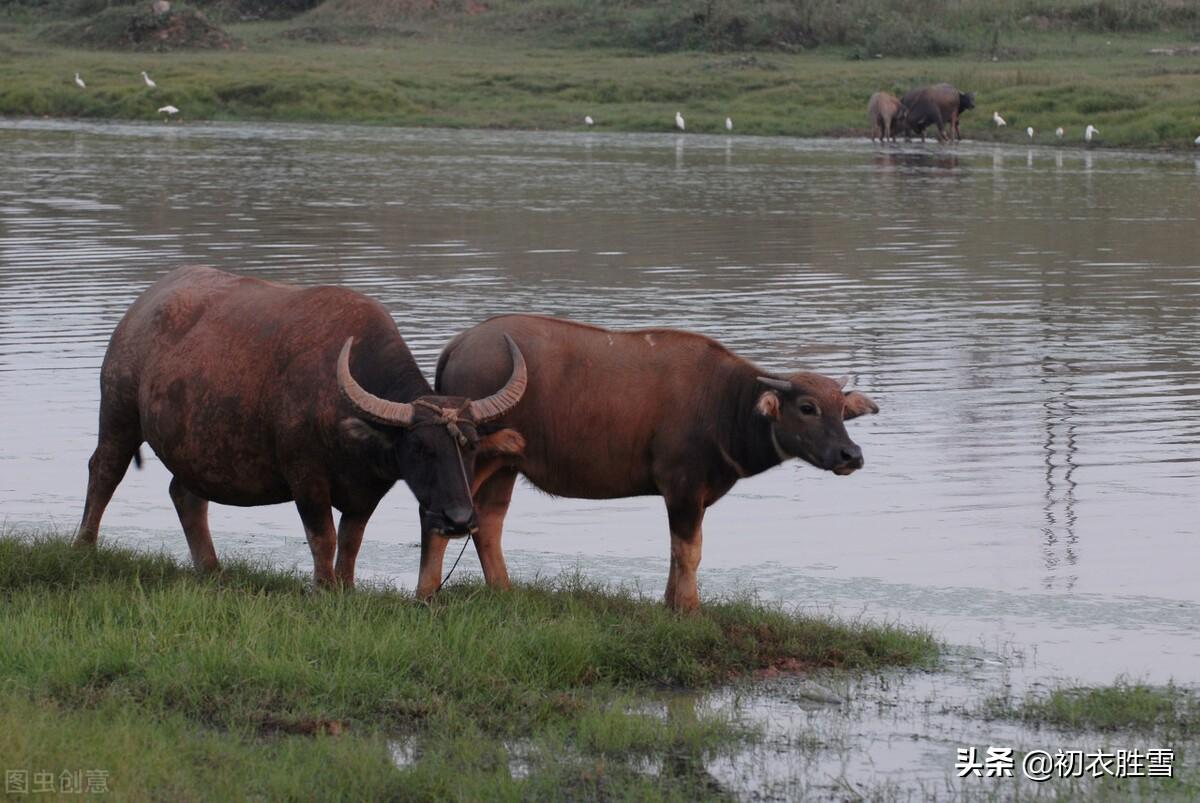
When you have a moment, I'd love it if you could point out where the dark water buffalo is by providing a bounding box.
[900,83,975,142]
[867,91,907,143]
[75,266,527,587]
[431,315,879,610]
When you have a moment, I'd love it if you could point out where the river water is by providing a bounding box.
[1,119,1197,795]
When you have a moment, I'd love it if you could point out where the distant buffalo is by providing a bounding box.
[867,92,907,143]
[900,83,975,143]
[431,314,879,611]
[76,266,527,587]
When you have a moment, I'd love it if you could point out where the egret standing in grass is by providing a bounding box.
[584,115,594,126]
[993,111,1006,126]
[1194,134,1199,146]
[1085,124,1099,142]
[157,105,179,121]
[675,111,685,131]
[725,116,733,132]
[74,73,86,89]
[1055,127,1064,139]
[1026,126,1035,140]
[142,71,157,88]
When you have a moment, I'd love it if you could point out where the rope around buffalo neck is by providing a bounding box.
[436,419,475,593]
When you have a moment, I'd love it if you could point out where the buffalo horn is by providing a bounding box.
[337,337,415,427]
[757,376,792,393]
[468,334,528,422]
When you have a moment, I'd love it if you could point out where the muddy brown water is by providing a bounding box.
[1,119,1197,795]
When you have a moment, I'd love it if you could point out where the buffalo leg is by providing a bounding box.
[334,509,374,588]
[295,498,337,587]
[472,467,517,590]
[664,500,705,612]
[415,510,451,600]
[168,477,219,573]
[75,428,141,547]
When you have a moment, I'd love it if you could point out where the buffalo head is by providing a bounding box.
[959,91,976,112]
[336,335,527,537]
[755,373,878,476]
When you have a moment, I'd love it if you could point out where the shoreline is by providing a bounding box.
[4,113,1197,158]
[3,26,1198,152]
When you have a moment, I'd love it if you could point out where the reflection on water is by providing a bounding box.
[1,122,1198,693]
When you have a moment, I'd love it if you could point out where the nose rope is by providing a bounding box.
[436,415,476,593]
[411,399,471,447]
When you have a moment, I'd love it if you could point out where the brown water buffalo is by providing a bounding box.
[75,266,526,587]
[900,83,975,142]
[429,315,879,611]
[867,91,907,143]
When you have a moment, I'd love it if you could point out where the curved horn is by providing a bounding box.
[757,376,792,393]
[468,334,528,423]
[336,337,415,427]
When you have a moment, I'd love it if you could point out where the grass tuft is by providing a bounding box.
[985,679,1200,734]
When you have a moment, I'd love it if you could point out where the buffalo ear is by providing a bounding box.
[843,391,879,420]
[755,391,782,419]
[478,428,526,459]
[339,417,392,450]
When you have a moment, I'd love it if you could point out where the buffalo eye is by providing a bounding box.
[798,402,818,416]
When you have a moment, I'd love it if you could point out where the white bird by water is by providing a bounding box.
[584,115,594,126]
[1055,127,1064,138]
[157,105,179,117]
[1085,124,1099,142]
[1194,134,1200,146]
[992,111,1007,126]
[675,111,685,131]
[142,71,157,88]
[1026,126,1034,139]
[725,116,733,131]
[74,73,86,89]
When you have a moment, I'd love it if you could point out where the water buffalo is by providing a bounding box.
[867,91,907,143]
[429,315,879,611]
[75,266,527,587]
[900,83,975,143]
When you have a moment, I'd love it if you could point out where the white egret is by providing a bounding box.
[584,115,594,126]
[142,71,157,88]
[1194,134,1199,145]
[992,111,1006,126]
[157,105,179,118]
[675,111,685,131]
[1026,126,1034,139]
[1055,127,1064,138]
[1084,124,1099,142]
[725,116,732,131]
[74,73,86,89]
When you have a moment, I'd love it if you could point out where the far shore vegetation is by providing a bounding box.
[0,533,937,800]
[1,0,1199,149]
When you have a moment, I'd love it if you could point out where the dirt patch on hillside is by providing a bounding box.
[43,7,232,51]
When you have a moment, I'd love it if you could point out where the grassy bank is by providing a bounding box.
[0,535,935,800]
[1,14,1199,148]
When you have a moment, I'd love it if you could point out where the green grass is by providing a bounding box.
[0,534,936,800]
[0,11,1199,148]
[986,679,1200,733]
[976,680,1200,802]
